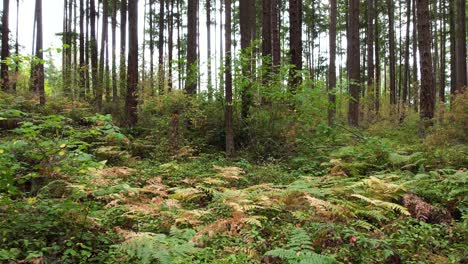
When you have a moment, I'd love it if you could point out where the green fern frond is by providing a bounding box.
[351,194,411,216]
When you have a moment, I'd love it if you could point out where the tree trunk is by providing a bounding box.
[85,0,90,95]
[111,0,117,102]
[328,0,337,125]
[90,0,99,100]
[13,0,18,91]
[185,0,198,94]
[412,0,418,112]
[262,0,272,82]
[416,0,435,123]
[206,0,213,99]
[387,0,396,106]
[271,0,280,70]
[438,0,445,104]
[448,0,456,102]
[1,0,10,91]
[167,0,174,92]
[158,0,165,94]
[403,0,411,105]
[97,0,108,109]
[79,0,85,97]
[375,8,381,114]
[367,0,375,110]
[32,0,44,105]
[348,0,360,126]
[120,0,127,98]
[239,0,255,119]
[225,0,234,157]
[288,0,302,90]
[126,0,138,127]
[454,0,467,91]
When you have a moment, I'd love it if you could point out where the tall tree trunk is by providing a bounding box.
[158,0,165,94]
[448,0,456,102]
[206,0,213,99]
[167,0,174,92]
[328,0,337,125]
[412,0,418,112]
[1,0,10,91]
[90,0,98,100]
[225,0,234,157]
[177,0,182,90]
[111,0,117,102]
[142,0,146,85]
[32,0,44,105]
[79,0,85,97]
[438,0,445,104]
[13,0,18,91]
[149,0,154,93]
[454,0,467,91]
[218,0,223,95]
[288,0,302,90]
[387,0,397,107]
[98,0,108,109]
[348,0,360,126]
[403,0,411,105]
[85,0,90,95]
[271,0,280,70]
[262,0,272,82]
[375,8,381,114]
[185,0,198,94]
[367,0,375,110]
[416,0,435,123]
[239,0,255,119]
[120,0,127,98]
[126,0,138,127]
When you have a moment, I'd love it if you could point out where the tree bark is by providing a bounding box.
[206,0,212,99]
[185,0,198,94]
[412,0,418,112]
[120,0,127,98]
[416,0,435,122]
[225,0,234,157]
[455,0,467,92]
[90,0,99,100]
[348,0,360,126]
[271,0,280,70]
[111,0,117,102]
[288,0,302,90]
[168,0,174,92]
[403,0,411,105]
[262,0,272,81]
[387,0,397,106]
[367,0,375,110]
[375,7,381,114]
[158,0,165,94]
[32,0,44,105]
[1,0,10,91]
[79,0,85,97]
[328,0,337,125]
[438,0,445,104]
[98,0,108,109]
[239,0,255,119]
[126,0,138,127]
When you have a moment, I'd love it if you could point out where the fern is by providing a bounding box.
[118,228,197,264]
[351,194,410,216]
[264,228,336,264]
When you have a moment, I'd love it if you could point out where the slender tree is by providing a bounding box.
[448,0,456,101]
[167,0,174,92]
[412,0,418,111]
[111,0,117,102]
[438,0,446,104]
[185,0,198,94]
[348,0,360,126]
[454,0,467,92]
[79,0,85,97]
[158,0,165,94]
[367,0,375,110]
[97,0,109,109]
[32,0,44,105]
[126,0,138,127]
[375,5,381,113]
[90,0,99,98]
[1,0,10,91]
[13,0,18,91]
[416,0,435,123]
[387,0,397,107]
[288,0,302,90]
[403,0,411,105]
[328,0,337,125]
[262,0,272,80]
[120,0,127,98]
[239,0,255,119]
[271,0,280,70]
[206,0,213,99]
[225,0,234,157]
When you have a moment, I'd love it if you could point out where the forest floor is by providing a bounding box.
[0,95,467,263]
